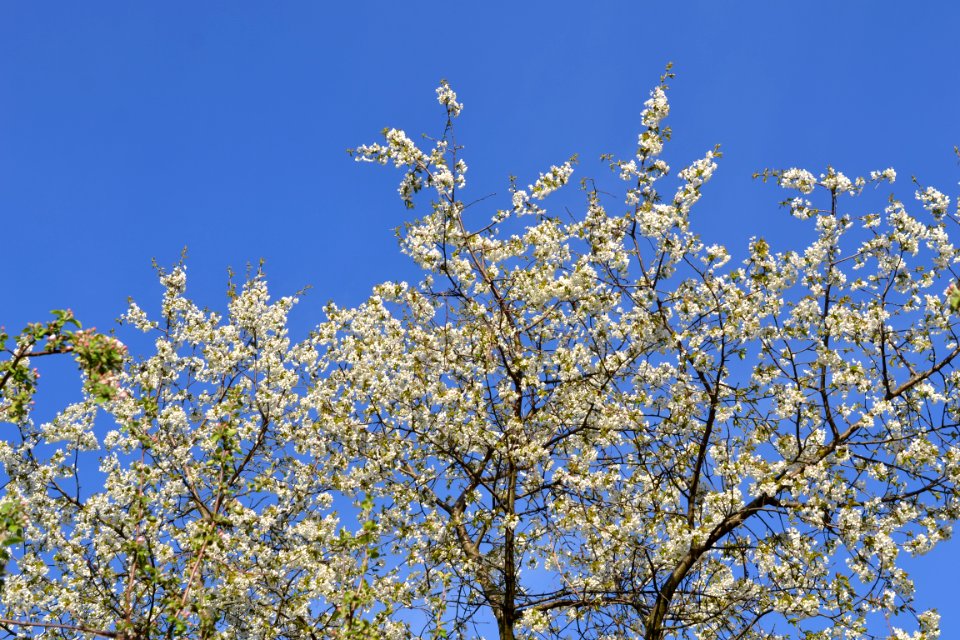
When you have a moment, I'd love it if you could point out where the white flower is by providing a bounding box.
[917,186,950,216]
[779,168,817,194]
[870,167,897,183]
[435,79,462,117]
[821,168,856,193]
[529,161,575,200]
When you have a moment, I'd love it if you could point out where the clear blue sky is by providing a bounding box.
[3,2,960,635]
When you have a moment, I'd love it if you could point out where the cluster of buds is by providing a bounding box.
[946,281,960,313]
[72,329,127,402]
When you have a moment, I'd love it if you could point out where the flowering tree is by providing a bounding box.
[336,71,960,640]
[0,311,126,581]
[0,274,402,639]
[2,70,960,639]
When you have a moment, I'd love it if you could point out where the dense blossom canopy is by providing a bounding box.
[2,71,960,640]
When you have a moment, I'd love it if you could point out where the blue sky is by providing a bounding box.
[3,2,960,635]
